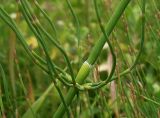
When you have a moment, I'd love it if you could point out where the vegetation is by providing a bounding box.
[0,0,160,118]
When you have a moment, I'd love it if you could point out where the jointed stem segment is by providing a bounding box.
[53,61,91,118]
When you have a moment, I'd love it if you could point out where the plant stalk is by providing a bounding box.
[53,0,131,117]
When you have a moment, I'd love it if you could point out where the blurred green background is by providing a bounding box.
[0,0,160,117]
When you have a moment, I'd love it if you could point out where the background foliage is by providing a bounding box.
[0,0,160,117]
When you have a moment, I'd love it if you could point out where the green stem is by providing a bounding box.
[53,61,91,118]
[66,0,80,43]
[87,0,131,65]
[53,0,131,117]
[19,0,70,116]
[21,0,75,86]
[110,0,146,82]
[34,0,58,42]
[93,0,116,84]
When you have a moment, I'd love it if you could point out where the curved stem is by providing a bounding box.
[34,0,58,42]
[53,0,131,117]
[66,0,80,43]
[18,1,70,116]
[93,0,116,84]
[22,0,75,86]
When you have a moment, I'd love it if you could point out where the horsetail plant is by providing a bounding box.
[0,0,131,117]
[53,0,131,117]
[0,0,151,117]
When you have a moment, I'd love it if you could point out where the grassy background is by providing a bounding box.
[0,0,160,117]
